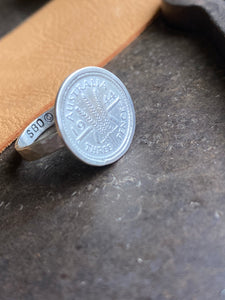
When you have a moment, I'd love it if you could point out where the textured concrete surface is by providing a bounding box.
[1,1,225,300]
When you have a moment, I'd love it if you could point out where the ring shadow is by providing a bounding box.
[0,143,111,231]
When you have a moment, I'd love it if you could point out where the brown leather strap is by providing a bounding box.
[0,0,160,153]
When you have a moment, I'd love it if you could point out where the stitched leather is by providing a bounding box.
[0,0,160,153]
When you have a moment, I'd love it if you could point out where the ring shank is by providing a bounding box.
[15,108,65,160]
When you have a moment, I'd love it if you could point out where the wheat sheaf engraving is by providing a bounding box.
[75,87,119,145]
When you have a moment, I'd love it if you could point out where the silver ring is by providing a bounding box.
[15,67,136,166]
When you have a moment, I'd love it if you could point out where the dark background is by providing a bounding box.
[1,1,225,299]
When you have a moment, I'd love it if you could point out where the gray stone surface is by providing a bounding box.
[1,2,225,300]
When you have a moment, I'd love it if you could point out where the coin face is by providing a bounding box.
[55,67,135,166]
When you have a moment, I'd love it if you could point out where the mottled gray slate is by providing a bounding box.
[1,2,225,300]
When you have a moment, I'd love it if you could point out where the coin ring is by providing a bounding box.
[55,66,136,166]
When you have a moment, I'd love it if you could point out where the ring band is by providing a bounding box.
[15,67,136,166]
[15,108,64,160]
